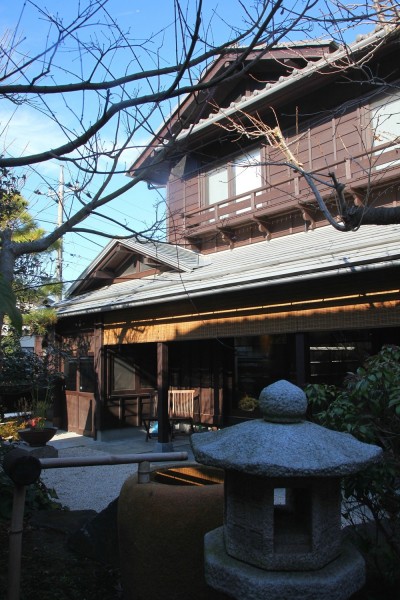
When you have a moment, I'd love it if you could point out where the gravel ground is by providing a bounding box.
[40,446,139,512]
[38,429,193,513]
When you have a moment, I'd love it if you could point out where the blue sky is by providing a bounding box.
[0,1,377,291]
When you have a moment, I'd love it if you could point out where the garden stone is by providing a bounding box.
[68,498,119,567]
[17,443,58,459]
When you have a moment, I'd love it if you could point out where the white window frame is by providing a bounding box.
[370,92,400,171]
[204,148,262,205]
[232,148,262,197]
[206,164,229,205]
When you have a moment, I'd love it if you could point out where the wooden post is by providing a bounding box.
[93,318,104,439]
[157,342,172,450]
[8,485,26,600]
[3,449,42,600]
[295,332,310,387]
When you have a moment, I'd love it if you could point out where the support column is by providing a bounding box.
[156,342,173,452]
[93,318,104,440]
[294,332,310,387]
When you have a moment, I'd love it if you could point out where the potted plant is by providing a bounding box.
[238,394,259,412]
[0,335,60,445]
[18,399,57,446]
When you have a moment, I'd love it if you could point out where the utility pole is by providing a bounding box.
[56,165,64,300]
[34,167,65,300]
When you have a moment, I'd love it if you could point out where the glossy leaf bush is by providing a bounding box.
[305,345,400,594]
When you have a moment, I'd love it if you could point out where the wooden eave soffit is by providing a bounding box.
[92,269,114,279]
[252,208,316,239]
[184,205,317,248]
[350,189,365,207]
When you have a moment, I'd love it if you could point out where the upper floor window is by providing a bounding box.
[206,165,229,204]
[370,92,400,171]
[205,148,262,205]
[371,92,400,147]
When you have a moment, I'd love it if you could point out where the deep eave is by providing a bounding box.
[128,26,399,186]
[57,223,400,318]
[128,40,339,185]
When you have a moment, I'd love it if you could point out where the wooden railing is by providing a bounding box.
[140,389,199,440]
[168,389,196,438]
[168,389,195,420]
[183,140,400,237]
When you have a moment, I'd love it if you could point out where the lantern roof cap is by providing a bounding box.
[191,380,382,477]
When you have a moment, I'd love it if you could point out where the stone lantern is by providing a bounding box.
[191,380,382,600]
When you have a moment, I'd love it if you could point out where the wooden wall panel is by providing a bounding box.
[165,92,400,245]
[65,392,94,436]
[184,177,199,211]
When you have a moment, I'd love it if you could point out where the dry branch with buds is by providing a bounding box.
[212,105,303,168]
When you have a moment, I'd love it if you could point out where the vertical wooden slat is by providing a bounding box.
[332,117,337,163]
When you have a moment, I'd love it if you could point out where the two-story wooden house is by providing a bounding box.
[56,25,400,438]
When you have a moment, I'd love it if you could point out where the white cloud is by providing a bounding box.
[0,107,65,155]
[0,106,68,179]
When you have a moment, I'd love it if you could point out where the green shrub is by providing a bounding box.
[0,442,63,520]
[0,333,62,413]
[305,345,400,594]
[0,418,24,441]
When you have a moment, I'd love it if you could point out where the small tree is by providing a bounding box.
[0,168,59,333]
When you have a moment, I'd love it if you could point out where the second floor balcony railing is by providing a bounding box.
[182,139,400,238]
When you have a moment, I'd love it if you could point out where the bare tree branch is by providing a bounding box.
[0,0,392,331]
